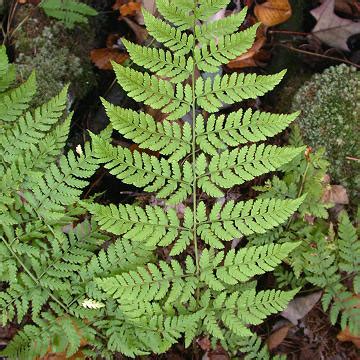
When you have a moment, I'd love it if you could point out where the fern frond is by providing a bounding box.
[156,0,195,31]
[143,9,194,56]
[113,63,191,120]
[85,202,192,251]
[195,8,247,42]
[217,288,298,337]
[338,212,359,273]
[195,110,299,155]
[0,86,69,164]
[40,0,97,28]
[0,46,16,92]
[200,243,299,289]
[197,145,304,197]
[197,197,304,247]
[22,143,98,221]
[0,71,36,122]
[96,258,198,305]
[194,24,258,72]
[197,0,230,19]
[102,99,192,161]
[196,70,286,112]
[123,39,193,83]
[1,313,95,359]
[91,133,193,204]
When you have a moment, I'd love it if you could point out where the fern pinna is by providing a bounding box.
[85,0,305,356]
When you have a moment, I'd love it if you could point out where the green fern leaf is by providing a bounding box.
[195,7,247,42]
[96,258,198,305]
[0,46,16,92]
[197,145,304,197]
[143,9,194,56]
[0,86,69,164]
[196,70,286,112]
[0,71,36,122]
[218,288,298,337]
[194,24,258,72]
[197,197,304,247]
[113,63,191,120]
[200,243,299,289]
[102,99,192,160]
[91,133,193,204]
[338,212,359,273]
[123,39,193,83]
[22,143,98,221]
[85,202,192,250]
[195,110,299,155]
[196,0,230,19]
[40,0,97,28]
[156,0,195,31]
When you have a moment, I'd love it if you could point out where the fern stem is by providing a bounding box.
[191,3,200,282]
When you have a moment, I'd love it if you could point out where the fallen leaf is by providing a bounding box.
[112,0,126,10]
[197,336,211,351]
[254,0,292,27]
[281,291,322,324]
[90,48,128,70]
[322,184,349,204]
[337,327,360,348]
[267,324,292,350]
[227,26,266,69]
[337,294,360,348]
[311,0,360,51]
[119,1,141,16]
[121,16,148,43]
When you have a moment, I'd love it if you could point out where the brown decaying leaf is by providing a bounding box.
[119,1,141,17]
[337,294,360,348]
[311,0,360,51]
[281,291,322,325]
[337,327,360,348]
[90,48,128,70]
[121,16,148,43]
[322,184,349,205]
[227,26,267,69]
[254,0,292,27]
[267,323,292,350]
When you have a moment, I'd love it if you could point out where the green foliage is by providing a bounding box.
[0,46,104,358]
[292,64,360,201]
[40,0,97,28]
[86,1,305,356]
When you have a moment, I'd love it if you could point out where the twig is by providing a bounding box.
[276,43,360,69]
[346,156,360,162]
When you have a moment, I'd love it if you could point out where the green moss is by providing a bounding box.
[292,64,360,201]
[13,7,96,106]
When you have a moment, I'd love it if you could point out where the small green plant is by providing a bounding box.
[0,45,103,358]
[253,128,360,336]
[292,64,360,201]
[85,0,306,356]
[40,0,97,28]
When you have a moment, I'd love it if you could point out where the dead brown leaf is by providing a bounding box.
[322,184,349,204]
[121,16,148,43]
[281,291,322,324]
[267,324,292,350]
[311,0,360,51]
[254,0,292,27]
[90,48,128,70]
[119,1,141,16]
[337,327,360,348]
